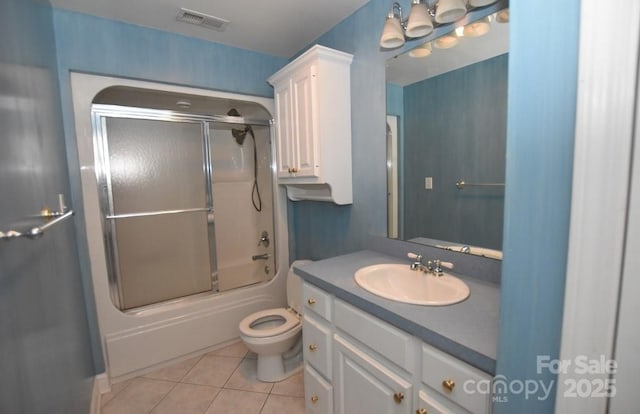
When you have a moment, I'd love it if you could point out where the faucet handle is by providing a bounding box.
[439,261,454,270]
[407,252,422,260]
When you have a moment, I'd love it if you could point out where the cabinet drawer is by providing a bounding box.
[304,365,333,414]
[303,314,332,379]
[303,283,332,321]
[422,343,492,414]
[334,299,417,373]
[418,388,472,414]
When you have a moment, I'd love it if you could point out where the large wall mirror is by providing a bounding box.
[386,7,509,260]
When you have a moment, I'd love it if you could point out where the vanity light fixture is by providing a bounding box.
[379,0,500,49]
[409,41,433,57]
[433,30,459,49]
[496,8,509,23]
[462,16,491,37]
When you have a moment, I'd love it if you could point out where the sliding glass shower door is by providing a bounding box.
[97,114,216,310]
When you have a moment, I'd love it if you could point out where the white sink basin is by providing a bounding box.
[354,264,470,306]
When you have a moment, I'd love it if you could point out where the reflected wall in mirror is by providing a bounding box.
[386,9,508,260]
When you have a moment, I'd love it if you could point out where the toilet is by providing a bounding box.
[239,260,312,382]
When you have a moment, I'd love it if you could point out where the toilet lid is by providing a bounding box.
[239,308,301,338]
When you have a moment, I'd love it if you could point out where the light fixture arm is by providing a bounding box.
[389,2,406,30]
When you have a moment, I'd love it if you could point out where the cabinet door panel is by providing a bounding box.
[334,334,412,414]
[291,65,319,177]
[418,388,472,414]
[274,81,295,177]
[303,314,332,379]
[305,365,333,414]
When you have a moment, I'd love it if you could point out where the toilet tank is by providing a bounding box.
[287,260,312,314]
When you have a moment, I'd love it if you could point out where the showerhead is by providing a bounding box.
[227,108,252,146]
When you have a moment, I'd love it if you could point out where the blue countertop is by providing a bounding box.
[294,250,499,374]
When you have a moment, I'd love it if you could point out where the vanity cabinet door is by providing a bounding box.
[303,313,332,379]
[333,334,412,414]
[305,364,333,414]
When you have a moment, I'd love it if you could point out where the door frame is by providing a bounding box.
[556,0,640,411]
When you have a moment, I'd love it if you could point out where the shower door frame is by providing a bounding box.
[91,104,272,311]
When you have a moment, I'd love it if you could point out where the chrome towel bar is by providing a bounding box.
[0,194,74,241]
[455,180,505,190]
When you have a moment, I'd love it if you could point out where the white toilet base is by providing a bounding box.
[256,354,303,382]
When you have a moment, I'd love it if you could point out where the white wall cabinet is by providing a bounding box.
[268,45,353,205]
[301,281,493,414]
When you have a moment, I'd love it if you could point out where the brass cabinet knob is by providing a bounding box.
[416,409,428,414]
[311,395,319,404]
[442,379,455,392]
[307,298,316,305]
[309,344,318,351]
[393,392,405,404]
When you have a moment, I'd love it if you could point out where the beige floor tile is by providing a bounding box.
[100,378,134,408]
[101,378,175,414]
[224,358,274,394]
[150,383,220,414]
[207,341,249,358]
[143,356,202,382]
[271,371,304,397]
[182,355,242,387]
[260,394,305,414]
[205,389,268,414]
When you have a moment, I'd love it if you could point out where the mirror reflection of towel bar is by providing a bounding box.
[455,180,505,190]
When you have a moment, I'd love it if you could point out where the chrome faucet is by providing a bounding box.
[407,253,454,276]
[252,253,271,261]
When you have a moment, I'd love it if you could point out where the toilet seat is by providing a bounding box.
[239,308,300,338]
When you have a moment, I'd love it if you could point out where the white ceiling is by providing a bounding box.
[386,16,509,87]
[50,0,370,57]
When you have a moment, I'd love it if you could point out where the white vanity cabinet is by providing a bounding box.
[268,45,353,205]
[300,281,493,414]
[303,283,334,413]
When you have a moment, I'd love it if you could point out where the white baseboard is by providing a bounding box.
[89,374,107,414]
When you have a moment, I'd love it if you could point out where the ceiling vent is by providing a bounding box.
[176,8,230,32]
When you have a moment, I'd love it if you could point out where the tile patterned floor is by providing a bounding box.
[100,342,305,414]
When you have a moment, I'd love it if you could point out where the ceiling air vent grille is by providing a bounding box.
[176,8,230,32]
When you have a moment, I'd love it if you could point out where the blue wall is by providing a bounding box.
[403,54,507,249]
[495,1,579,412]
[289,0,397,260]
[51,9,288,372]
[293,0,579,412]
[0,1,95,412]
